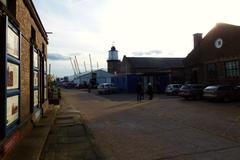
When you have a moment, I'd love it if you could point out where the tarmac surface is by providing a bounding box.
[61,89,240,160]
[3,89,240,160]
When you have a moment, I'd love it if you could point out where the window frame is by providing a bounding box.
[0,16,21,137]
[30,47,40,113]
[206,63,217,79]
[224,60,240,78]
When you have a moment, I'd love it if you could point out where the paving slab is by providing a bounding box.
[40,108,100,160]
[3,109,57,160]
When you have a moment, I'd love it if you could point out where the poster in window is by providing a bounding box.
[6,95,19,126]
[7,62,19,90]
[34,90,39,106]
[44,87,47,100]
[7,26,19,59]
[44,60,47,73]
[34,50,38,68]
[34,71,39,87]
[44,74,47,87]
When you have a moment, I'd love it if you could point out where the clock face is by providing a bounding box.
[215,38,223,48]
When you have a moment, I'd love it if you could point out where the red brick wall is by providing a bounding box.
[16,0,48,121]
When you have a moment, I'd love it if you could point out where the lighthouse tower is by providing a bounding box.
[107,45,121,74]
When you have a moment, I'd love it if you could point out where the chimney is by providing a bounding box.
[193,33,202,48]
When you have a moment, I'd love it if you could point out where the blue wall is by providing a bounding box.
[112,74,142,93]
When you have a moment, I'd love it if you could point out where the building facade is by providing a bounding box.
[120,56,185,92]
[73,69,113,85]
[0,0,48,156]
[108,51,184,93]
[184,23,240,84]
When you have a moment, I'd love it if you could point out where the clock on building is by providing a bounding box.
[215,38,223,48]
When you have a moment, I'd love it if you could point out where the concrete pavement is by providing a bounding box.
[3,106,58,160]
[40,106,101,160]
[3,101,102,160]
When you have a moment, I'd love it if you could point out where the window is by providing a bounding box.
[31,26,36,45]
[207,63,216,72]
[31,48,40,112]
[7,24,19,58]
[44,58,47,100]
[5,20,20,135]
[207,63,217,79]
[225,61,240,77]
[42,43,47,101]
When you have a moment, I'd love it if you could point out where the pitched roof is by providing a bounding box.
[123,57,184,70]
[185,23,240,65]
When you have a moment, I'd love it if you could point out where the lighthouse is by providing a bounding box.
[107,45,121,74]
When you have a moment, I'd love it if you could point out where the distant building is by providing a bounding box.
[120,56,184,92]
[0,0,48,156]
[106,45,184,92]
[184,23,240,84]
[73,69,114,86]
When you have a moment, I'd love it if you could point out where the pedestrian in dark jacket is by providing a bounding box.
[136,82,143,101]
[147,83,153,100]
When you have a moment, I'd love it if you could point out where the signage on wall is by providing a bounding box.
[6,95,19,126]
[32,48,40,108]
[7,62,19,90]
[5,20,21,131]
[34,50,39,68]
[34,90,39,107]
[7,25,19,59]
[34,71,39,87]
[44,88,47,100]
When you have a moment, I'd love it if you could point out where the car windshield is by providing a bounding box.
[173,85,181,88]
[205,86,218,90]
[181,85,190,89]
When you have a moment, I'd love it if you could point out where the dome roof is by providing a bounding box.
[111,46,116,51]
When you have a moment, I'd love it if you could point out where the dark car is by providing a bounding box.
[179,84,205,100]
[203,85,240,102]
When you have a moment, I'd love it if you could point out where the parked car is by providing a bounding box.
[165,84,182,95]
[203,85,240,102]
[179,84,205,100]
[97,83,118,94]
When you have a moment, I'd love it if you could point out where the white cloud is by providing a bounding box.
[34,0,240,77]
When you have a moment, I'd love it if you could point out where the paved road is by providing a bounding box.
[61,89,240,160]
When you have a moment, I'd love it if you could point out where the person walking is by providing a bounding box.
[147,82,153,100]
[136,82,143,101]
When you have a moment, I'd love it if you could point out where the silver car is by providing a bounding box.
[97,83,118,94]
[165,84,182,95]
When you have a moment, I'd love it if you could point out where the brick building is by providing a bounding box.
[184,23,240,84]
[120,56,184,92]
[0,0,48,156]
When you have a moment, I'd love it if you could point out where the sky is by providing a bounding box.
[33,0,240,77]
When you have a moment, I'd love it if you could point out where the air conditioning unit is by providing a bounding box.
[0,0,7,6]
